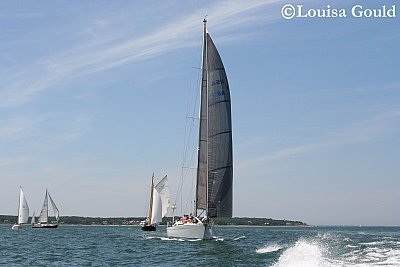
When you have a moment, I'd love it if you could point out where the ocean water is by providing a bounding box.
[1,225,399,266]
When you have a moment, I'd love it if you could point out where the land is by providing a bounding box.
[0,215,307,226]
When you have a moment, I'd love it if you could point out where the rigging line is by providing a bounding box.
[182,28,202,164]
[182,66,201,164]
[173,28,203,211]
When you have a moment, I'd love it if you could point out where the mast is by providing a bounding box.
[195,17,208,217]
[148,173,155,225]
[204,17,209,217]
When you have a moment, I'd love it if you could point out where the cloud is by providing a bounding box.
[0,0,281,108]
[354,82,400,93]
[0,157,31,167]
[0,115,46,139]
[238,109,400,170]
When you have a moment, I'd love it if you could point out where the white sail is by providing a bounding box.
[18,188,29,224]
[150,189,162,224]
[31,211,36,224]
[48,192,60,221]
[155,175,170,217]
[38,190,49,223]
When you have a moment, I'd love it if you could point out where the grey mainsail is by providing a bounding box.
[195,20,233,218]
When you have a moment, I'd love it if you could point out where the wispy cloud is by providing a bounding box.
[0,115,46,139]
[0,0,281,108]
[354,82,400,93]
[238,109,400,170]
[0,157,31,167]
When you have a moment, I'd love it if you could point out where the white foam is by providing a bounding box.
[232,235,246,241]
[187,238,202,242]
[256,243,283,254]
[272,239,331,267]
[143,236,158,240]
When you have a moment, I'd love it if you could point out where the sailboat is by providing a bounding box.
[141,174,170,231]
[32,189,60,228]
[31,211,36,226]
[167,18,233,240]
[12,187,30,230]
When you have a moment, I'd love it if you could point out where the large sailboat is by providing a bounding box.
[12,187,30,230]
[32,189,60,228]
[167,19,233,240]
[141,174,170,231]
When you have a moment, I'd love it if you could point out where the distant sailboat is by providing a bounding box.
[12,187,30,230]
[32,189,60,228]
[167,18,233,240]
[141,174,170,231]
[31,211,36,225]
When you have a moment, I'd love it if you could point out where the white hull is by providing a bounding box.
[167,223,213,240]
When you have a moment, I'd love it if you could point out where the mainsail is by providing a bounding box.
[196,20,233,218]
[155,175,170,217]
[151,189,162,224]
[38,190,49,223]
[18,187,29,224]
[150,175,170,224]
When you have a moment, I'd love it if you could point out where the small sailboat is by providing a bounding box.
[167,18,233,240]
[32,189,60,228]
[141,174,170,231]
[31,211,36,225]
[12,187,30,230]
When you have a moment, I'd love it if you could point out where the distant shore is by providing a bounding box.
[0,215,307,227]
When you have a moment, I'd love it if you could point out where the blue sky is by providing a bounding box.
[1,0,399,226]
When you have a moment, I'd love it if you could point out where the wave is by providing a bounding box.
[232,235,246,241]
[271,238,400,267]
[256,243,283,254]
[271,239,330,267]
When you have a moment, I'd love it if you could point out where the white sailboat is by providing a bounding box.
[31,211,36,225]
[142,174,170,231]
[32,189,60,228]
[167,18,233,240]
[12,187,30,230]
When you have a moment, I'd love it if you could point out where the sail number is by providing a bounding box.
[212,90,225,97]
[212,79,225,86]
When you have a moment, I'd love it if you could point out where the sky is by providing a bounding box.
[0,0,399,226]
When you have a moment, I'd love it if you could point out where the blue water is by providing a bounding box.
[1,225,399,266]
